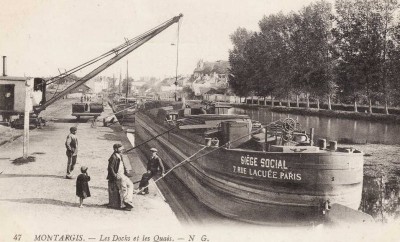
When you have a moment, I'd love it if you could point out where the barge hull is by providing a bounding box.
[135,112,363,224]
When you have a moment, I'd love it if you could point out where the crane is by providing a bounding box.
[33,13,183,114]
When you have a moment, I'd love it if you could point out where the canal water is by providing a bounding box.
[231,107,400,145]
[231,107,400,223]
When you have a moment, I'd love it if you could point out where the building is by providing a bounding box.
[192,60,230,96]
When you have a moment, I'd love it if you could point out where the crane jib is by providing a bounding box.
[34,14,183,113]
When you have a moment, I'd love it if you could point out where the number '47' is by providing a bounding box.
[13,234,22,241]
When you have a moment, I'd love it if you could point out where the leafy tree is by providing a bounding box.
[121,77,134,95]
[182,86,196,99]
[333,0,400,112]
[291,0,334,108]
[258,12,297,105]
[228,28,254,98]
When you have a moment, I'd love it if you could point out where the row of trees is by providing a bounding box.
[229,0,400,113]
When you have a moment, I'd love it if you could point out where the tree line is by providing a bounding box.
[229,0,400,113]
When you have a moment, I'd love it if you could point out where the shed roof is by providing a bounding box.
[0,76,28,82]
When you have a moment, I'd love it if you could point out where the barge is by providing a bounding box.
[134,101,364,224]
[112,97,137,121]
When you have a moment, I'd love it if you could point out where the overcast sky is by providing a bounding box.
[0,0,324,80]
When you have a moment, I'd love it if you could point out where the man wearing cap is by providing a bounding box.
[147,148,165,176]
[107,143,134,210]
[65,127,78,179]
[138,148,165,195]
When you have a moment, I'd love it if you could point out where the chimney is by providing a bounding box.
[2,56,6,76]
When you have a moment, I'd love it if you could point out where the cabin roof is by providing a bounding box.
[0,76,28,82]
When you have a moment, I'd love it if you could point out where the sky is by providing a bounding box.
[0,0,325,80]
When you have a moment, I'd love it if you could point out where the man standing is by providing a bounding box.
[107,143,134,210]
[65,127,78,179]
[138,148,165,195]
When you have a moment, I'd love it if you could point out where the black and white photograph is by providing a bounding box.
[1,0,400,241]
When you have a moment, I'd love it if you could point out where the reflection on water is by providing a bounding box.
[361,176,400,222]
[231,107,400,221]
[231,108,400,145]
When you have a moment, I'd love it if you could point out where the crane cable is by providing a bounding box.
[134,124,267,195]
[45,16,176,86]
[174,19,181,100]
[45,18,175,102]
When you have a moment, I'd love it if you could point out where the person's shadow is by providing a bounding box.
[0,198,105,208]
[0,173,64,179]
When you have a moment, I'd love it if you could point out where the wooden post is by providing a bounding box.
[354,100,358,112]
[309,128,314,146]
[385,100,389,115]
[264,126,268,152]
[369,99,373,114]
[328,95,332,110]
[23,79,32,159]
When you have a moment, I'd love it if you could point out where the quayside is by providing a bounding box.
[134,100,365,225]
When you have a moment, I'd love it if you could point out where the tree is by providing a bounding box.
[121,77,134,95]
[228,28,254,99]
[291,0,335,108]
[182,86,196,99]
[333,0,400,113]
[258,12,297,105]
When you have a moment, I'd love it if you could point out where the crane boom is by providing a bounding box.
[35,14,183,113]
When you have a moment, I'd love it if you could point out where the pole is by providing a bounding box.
[126,60,129,100]
[119,70,121,94]
[23,79,32,159]
[174,20,181,101]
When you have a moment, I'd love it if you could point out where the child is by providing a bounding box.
[138,171,152,195]
[76,166,91,208]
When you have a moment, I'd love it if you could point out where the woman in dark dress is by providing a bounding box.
[76,166,91,208]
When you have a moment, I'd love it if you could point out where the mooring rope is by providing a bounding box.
[134,145,207,195]
[133,124,266,195]
[123,126,177,154]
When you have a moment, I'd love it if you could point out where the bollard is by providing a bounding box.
[264,126,269,152]
[205,138,212,147]
[309,128,314,146]
[318,139,326,150]
[329,141,337,151]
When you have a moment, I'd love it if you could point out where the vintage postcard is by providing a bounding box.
[1,1,400,242]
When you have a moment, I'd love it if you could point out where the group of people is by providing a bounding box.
[80,95,92,102]
[65,126,165,210]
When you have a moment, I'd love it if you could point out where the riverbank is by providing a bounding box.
[231,103,400,124]
[0,97,181,241]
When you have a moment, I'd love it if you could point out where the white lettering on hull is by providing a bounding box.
[236,155,302,181]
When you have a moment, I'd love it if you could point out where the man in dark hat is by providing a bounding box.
[107,143,134,210]
[65,126,78,179]
[138,147,165,195]
[147,148,165,176]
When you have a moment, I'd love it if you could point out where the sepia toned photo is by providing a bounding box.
[1,0,400,241]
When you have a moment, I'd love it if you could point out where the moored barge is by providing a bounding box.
[134,101,364,224]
